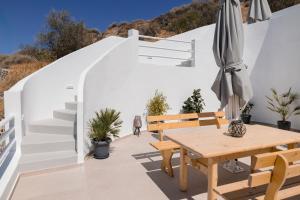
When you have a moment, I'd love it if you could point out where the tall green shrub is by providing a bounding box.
[182,89,205,113]
[36,10,102,59]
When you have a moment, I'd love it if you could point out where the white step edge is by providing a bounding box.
[19,151,77,173]
[21,133,75,154]
[53,109,77,121]
[29,119,74,135]
[65,102,77,111]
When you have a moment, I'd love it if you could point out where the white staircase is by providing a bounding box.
[20,101,78,173]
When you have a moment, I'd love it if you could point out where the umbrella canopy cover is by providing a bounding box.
[248,0,272,23]
[211,0,253,111]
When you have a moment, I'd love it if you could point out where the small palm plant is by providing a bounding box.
[89,108,122,159]
[89,108,123,141]
[266,88,300,130]
[146,90,170,116]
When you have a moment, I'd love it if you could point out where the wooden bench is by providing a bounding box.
[147,112,228,177]
[215,148,300,200]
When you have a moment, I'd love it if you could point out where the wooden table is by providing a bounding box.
[165,124,300,200]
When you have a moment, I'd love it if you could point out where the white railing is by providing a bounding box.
[138,34,196,66]
[0,115,19,199]
[0,116,15,168]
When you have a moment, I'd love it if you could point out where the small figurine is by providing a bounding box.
[133,115,142,136]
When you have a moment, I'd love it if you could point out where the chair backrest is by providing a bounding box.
[250,148,300,200]
[146,111,228,132]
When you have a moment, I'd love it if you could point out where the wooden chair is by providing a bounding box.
[215,148,300,200]
[147,112,228,177]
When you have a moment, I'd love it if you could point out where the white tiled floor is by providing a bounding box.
[12,132,253,200]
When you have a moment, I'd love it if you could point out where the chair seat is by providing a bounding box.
[150,141,180,151]
[256,182,300,200]
[215,178,300,200]
[214,180,268,200]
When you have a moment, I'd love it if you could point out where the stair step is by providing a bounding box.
[19,150,77,173]
[65,101,77,111]
[22,133,75,154]
[29,119,74,135]
[53,109,76,121]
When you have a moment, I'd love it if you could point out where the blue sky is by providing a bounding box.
[0,0,191,54]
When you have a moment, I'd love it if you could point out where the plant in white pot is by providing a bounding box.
[266,88,300,130]
[89,108,122,159]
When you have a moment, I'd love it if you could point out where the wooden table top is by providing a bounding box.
[165,124,300,158]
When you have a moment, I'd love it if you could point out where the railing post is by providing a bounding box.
[191,39,196,67]
[128,29,139,38]
[128,29,139,64]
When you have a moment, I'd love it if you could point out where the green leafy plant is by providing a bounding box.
[182,89,205,113]
[241,103,254,115]
[89,108,123,142]
[266,88,300,121]
[146,90,170,116]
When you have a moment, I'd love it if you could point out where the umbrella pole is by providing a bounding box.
[223,95,245,173]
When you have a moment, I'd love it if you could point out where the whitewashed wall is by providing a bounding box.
[4,5,300,162]
[137,5,300,130]
[5,36,124,136]
[77,5,300,158]
[249,5,300,129]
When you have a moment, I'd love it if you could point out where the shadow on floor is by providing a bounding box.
[132,151,251,199]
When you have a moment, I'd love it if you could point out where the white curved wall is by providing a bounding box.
[77,36,138,157]
[6,36,124,135]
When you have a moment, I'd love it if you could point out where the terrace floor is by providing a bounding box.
[12,131,254,200]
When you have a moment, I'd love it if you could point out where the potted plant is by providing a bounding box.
[266,88,300,130]
[240,103,254,124]
[89,108,122,159]
[146,90,170,116]
[182,89,205,113]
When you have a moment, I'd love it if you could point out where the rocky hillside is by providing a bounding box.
[101,0,299,39]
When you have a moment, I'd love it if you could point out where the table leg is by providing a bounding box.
[179,147,188,191]
[161,150,174,177]
[208,158,218,200]
[250,156,255,173]
[288,143,298,165]
[288,143,298,150]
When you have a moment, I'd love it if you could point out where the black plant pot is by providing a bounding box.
[277,121,291,130]
[241,114,252,124]
[93,138,112,159]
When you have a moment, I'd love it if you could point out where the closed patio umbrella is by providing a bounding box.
[212,0,254,173]
[211,0,253,120]
[248,0,272,23]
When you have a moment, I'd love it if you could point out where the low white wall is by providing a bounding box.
[5,36,124,136]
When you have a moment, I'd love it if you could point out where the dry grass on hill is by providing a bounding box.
[0,61,48,118]
[0,54,37,69]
